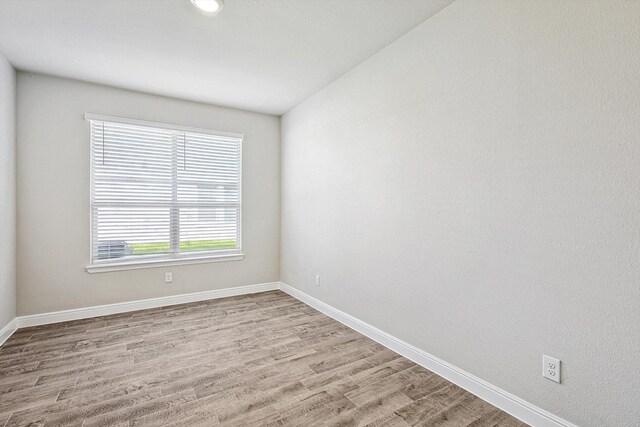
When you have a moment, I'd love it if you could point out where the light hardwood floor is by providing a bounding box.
[0,291,528,426]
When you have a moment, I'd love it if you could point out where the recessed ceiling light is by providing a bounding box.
[191,0,224,15]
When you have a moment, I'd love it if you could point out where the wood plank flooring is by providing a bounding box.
[0,291,528,427]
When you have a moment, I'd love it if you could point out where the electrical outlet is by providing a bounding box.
[315,274,320,286]
[543,355,560,383]
[165,272,173,283]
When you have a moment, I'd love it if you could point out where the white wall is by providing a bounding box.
[17,73,280,315]
[281,1,640,426]
[0,53,16,330]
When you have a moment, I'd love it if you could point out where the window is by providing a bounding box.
[85,114,243,272]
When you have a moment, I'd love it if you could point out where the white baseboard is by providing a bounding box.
[15,281,280,329]
[279,282,577,427]
[0,318,17,347]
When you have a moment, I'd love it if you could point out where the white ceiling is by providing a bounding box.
[0,0,453,115]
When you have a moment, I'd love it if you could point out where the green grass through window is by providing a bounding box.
[130,239,237,255]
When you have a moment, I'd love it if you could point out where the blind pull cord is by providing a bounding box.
[102,122,105,165]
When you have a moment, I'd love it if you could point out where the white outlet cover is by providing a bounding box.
[543,355,561,383]
[165,272,173,283]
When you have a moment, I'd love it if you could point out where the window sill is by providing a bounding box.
[85,253,244,273]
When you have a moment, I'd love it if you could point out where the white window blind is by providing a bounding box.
[87,114,242,269]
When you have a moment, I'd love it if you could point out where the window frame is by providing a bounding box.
[84,113,244,273]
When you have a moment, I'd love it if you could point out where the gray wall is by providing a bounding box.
[0,53,16,330]
[17,73,280,315]
[281,1,640,426]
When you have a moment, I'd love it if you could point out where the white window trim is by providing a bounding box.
[86,253,245,274]
[84,113,244,139]
[85,113,244,273]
